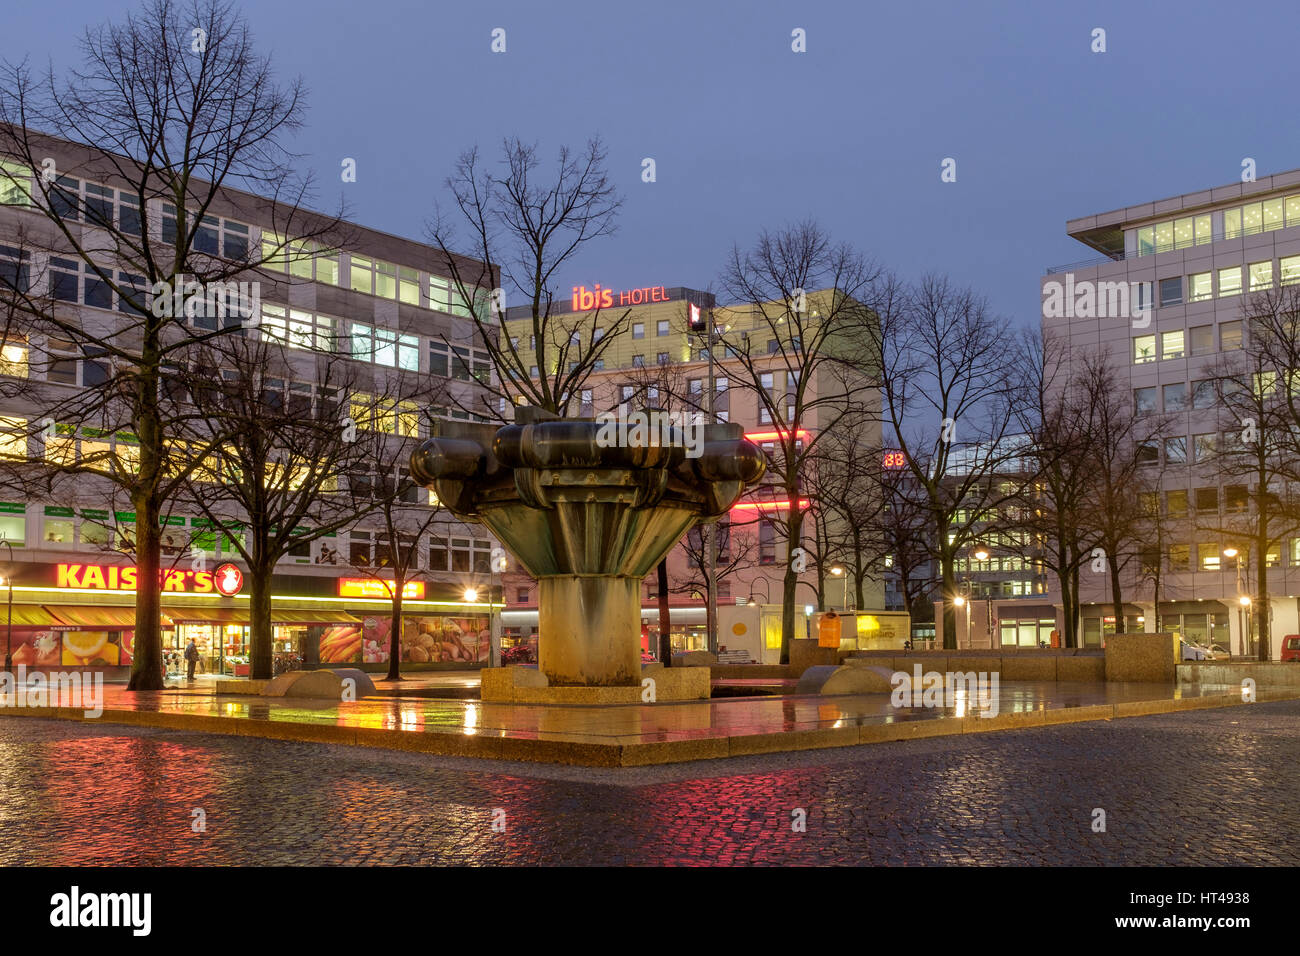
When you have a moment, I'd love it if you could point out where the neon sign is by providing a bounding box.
[882,451,907,469]
[55,563,226,593]
[338,578,425,599]
[571,284,672,311]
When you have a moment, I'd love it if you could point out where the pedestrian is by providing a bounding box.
[184,638,199,680]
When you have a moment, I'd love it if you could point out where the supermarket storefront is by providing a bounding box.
[3,561,494,676]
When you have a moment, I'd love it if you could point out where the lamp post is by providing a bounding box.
[972,548,990,647]
[830,565,847,611]
[1,539,12,673]
[489,551,507,668]
[463,586,480,661]
[1224,547,1245,656]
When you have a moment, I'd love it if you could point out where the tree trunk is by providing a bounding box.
[1256,517,1270,661]
[249,564,274,680]
[126,490,165,690]
[940,553,957,650]
[385,583,403,681]
[657,559,671,666]
[1109,552,1125,636]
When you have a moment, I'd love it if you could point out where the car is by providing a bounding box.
[1282,635,1300,662]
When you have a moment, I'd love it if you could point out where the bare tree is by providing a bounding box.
[429,138,626,418]
[715,221,880,662]
[871,273,1025,649]
[1073,350,1165,636]
[1206,282,1300,659]
[171,332,441,681]
[0,0,342,689]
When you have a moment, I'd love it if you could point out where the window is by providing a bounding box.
[348,255,400,299]
[1161,330,1184,360]
[261,234,338,284]
[0,160,31,206]
[1225,486,1248,512]
[1159,277,1182,307]
[1189,325,1214,356]
[1162,382,1186,411]
[1193,434,1216,463]
[516,588,530,603]
[768,339,779,354]
[1137,214,1211,255]
[1220,321,1243,350]
[0,417,26,459]
[41,338,108,388]
[631,354,644,367]
[262,305,335,351]
[1133,386,1157,417]
[1281,255,1300,286]
[1195,487,1218,513]
[1165,489,1188,518]
[161,203,249,258]
[632,322,645,339]
[1217,267,1242,297]
[1133,335,1156,364]
[580,389,593,414]
[350,531,371,566]
[0,503,25,546]
[1191,379,1215,409]
[352,323,419,370]
[0,338,27,379]
[656,320,669,336]
[1187,273,1212,302]
[1166,543,1190,571]
[758,521,775,564]
[0,244,30,296]
[1197,542,1220,572]
[1164,436,1187,464]
[656,352,670,365]
[1249,261,1273,291]
[428,538,449,572]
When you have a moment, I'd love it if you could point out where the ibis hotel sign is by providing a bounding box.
[55,562,243,594]
[570,284,674,310]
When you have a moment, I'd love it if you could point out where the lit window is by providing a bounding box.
[1217,267,1241,297]
[1187,273,1212,302]
[1281,255,1300,286]
[1161,330,1184,359]
[1249,261,1273,291]
[1133,335,1156,364]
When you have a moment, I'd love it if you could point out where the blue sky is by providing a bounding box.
[5,0,1300,325]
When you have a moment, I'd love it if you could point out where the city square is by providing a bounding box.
[0,0,1293,934]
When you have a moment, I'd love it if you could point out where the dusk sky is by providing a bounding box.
[4,0,1300,324]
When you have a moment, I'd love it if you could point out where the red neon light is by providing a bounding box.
[744,429,811,443]
[730,499,812,513]
[571,285,670,311]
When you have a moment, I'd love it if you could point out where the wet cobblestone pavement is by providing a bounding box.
[2,700,1297,866]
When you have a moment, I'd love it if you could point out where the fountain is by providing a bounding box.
[409,407,766,701]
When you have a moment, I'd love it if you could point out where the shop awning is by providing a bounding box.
[270,609,361,626]
[44,605,147,629]
[4,605,62,627]
[162,605,250,625]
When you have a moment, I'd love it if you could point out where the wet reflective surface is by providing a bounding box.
[2,701,1297,865]
[13,678,1254,746]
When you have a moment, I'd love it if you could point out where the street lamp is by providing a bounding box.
[1,539,12,673]
[463,587,478,603]
[830,565,847,610]
[1224,547,1246,656]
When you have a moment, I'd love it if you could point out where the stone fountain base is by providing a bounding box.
[481,664,711,704]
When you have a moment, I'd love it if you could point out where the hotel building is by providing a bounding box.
[499,284,886,660]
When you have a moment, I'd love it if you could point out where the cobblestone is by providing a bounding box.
[2,701,1297,865]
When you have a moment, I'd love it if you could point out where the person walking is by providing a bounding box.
[184,638,200,680]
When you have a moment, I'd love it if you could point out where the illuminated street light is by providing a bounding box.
[1223,547,1239,559]
[1239,595,1251,606]
[463,587,478,602]
[953,595,966,607]
[974,548,990,562]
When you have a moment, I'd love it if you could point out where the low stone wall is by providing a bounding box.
[1104,633,1179,683]
[1179,661,1300,688]
[480,664,711,704]
[713,648,1108,682]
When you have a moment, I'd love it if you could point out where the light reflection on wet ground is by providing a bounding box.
[9,679,1253,745]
